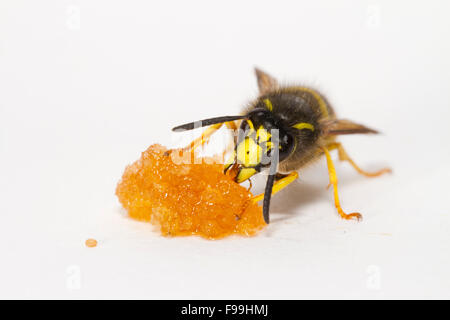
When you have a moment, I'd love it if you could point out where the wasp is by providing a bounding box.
[172,68,391,224]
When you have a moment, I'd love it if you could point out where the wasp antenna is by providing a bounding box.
[262,173,276,224]
[172,115,245,132]
[261,138,281,224]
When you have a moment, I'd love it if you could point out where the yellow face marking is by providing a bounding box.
[263,98,273,111]
[236,167,257,183]
[293,122,315,131]
[236,137,262,167]
[256,125,271,143]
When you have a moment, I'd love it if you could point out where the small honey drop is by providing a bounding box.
[85,238,98,248]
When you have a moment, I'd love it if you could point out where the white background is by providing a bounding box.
[1,0,449,299]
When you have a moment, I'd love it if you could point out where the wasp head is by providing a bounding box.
[224,108,294,183]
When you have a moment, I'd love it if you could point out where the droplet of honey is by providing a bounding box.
[85,238,98,247]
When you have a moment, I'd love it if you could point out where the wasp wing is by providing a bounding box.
[255,67,279,95]
[323,119,379,135]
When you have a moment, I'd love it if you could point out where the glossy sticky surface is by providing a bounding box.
[116,144,265,239]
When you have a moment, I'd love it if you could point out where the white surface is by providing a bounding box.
[1,0,450,299]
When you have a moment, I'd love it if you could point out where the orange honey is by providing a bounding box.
[116,144,265,239]
[85,238,98,247]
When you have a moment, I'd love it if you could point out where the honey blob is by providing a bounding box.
[116,144,265,239]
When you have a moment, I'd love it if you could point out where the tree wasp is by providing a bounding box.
[172,68,391,224]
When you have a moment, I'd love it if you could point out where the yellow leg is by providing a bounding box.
[225,121,238,131]
[182,123,223,153]
[252,172,298,202]
[322,147,362,221]
[182,120,239,154]
[327,142,391,177]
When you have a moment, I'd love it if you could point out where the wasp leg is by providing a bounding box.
[181,123,223,154]
[225,121,238,131]
[327,142,391,177]
[181,120,239,155]
[321,146,362,221]
[252,171,299,203]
